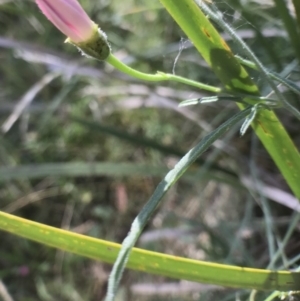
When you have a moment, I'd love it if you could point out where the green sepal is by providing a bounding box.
[66,23,111,61]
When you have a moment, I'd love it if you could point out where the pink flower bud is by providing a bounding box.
[35,0,95,43]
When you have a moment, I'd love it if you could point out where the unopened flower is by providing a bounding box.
[36,0,110,60]
[36,0,95,43]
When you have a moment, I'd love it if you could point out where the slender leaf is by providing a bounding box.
[105,108,252,300]
[158,0,300,199]
[0,211,299,291]
[0,162,241,189]
[71,117,237,177]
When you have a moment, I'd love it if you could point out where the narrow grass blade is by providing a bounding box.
[105,108,252,300]
[71,117,236,177]
[0,209,300,291]
[158,0,300,199]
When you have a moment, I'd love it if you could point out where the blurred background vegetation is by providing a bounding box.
[0,0,300,300]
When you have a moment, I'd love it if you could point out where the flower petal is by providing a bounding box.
[36,0,94,42]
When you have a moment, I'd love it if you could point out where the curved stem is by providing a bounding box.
[264,291,281,301]
[106,53,221,93]
[249,290,257,301]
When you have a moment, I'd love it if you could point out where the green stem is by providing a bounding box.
[236,56,300,96]
[264,291,281,301]
[235,55,300,120]
[106,53,221,93]
[249,290,257,301]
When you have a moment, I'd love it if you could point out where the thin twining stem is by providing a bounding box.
[106,53,221,93]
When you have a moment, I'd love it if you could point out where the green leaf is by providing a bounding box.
[158,0,300,199]
[105,108,253,300]
[0,210,300,291]
[0,162,241,189]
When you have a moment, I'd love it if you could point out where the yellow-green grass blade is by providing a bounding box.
[0,211,300,291]
[158,0,300,199]
[160,0,259,94]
